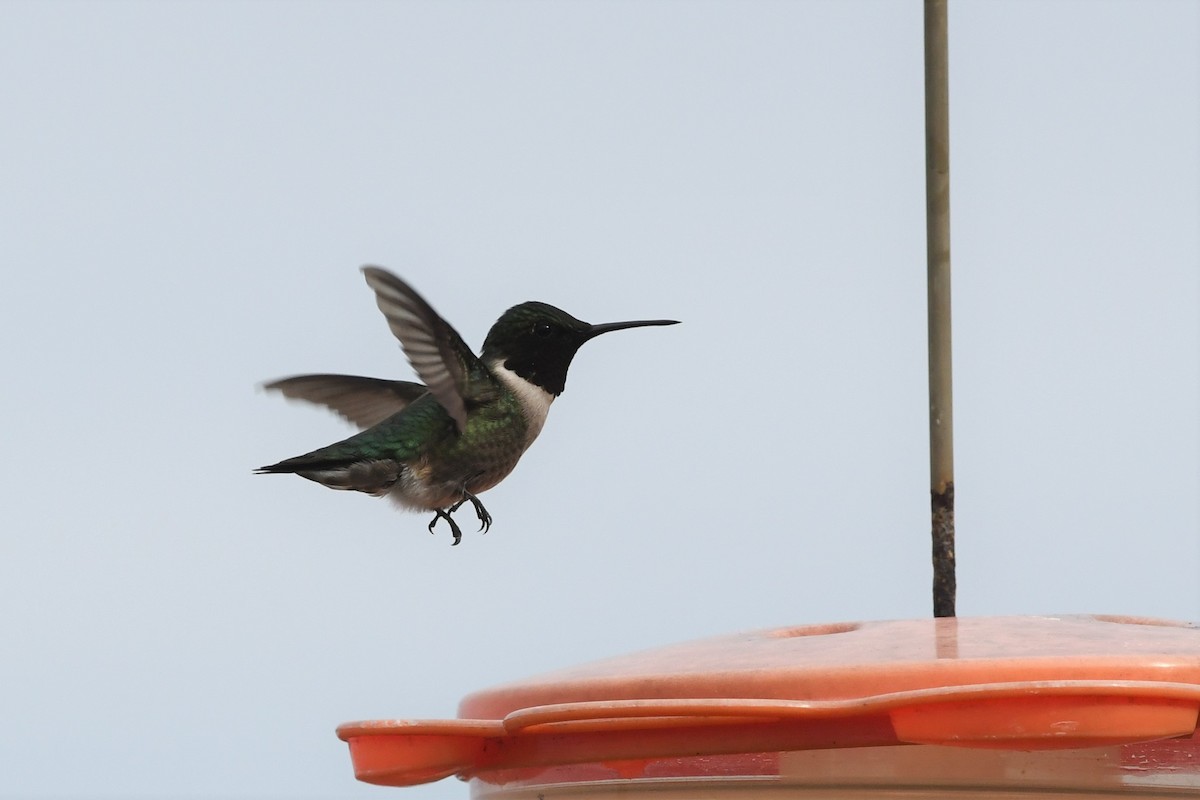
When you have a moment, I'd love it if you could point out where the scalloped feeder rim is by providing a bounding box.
[337,614,1200,787]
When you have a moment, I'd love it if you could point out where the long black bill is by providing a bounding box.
[585,319,680,340]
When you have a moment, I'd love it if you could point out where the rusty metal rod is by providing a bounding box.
[924,0,956,618]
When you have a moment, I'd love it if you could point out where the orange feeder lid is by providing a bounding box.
[336,615,1200,789]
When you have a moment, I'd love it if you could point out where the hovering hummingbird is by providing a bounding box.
[257,266,679,544]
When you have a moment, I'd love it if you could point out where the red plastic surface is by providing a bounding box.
[337,615,1200,787]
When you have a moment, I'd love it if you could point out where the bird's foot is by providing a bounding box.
[450,490,492,534]
[427,508,463,546]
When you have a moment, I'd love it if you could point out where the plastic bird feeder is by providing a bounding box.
[337,615,1200,797]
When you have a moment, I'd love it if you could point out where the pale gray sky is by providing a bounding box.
[1,2,1197,798]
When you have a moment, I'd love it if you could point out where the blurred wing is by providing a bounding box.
[263,374,428,429]
[362,266,479,431]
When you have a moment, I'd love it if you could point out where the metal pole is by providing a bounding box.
[924,0,956,618]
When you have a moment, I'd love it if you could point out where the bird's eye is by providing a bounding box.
[532,322,554,338]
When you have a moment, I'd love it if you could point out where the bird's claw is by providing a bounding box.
[430,491,491,545]
[427,508,463,546]
[448,491,492,534]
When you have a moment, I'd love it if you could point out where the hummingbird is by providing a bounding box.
[257,266,679,544]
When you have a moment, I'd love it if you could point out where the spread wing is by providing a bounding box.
[263,374,429,430]
[362,266,481,432]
